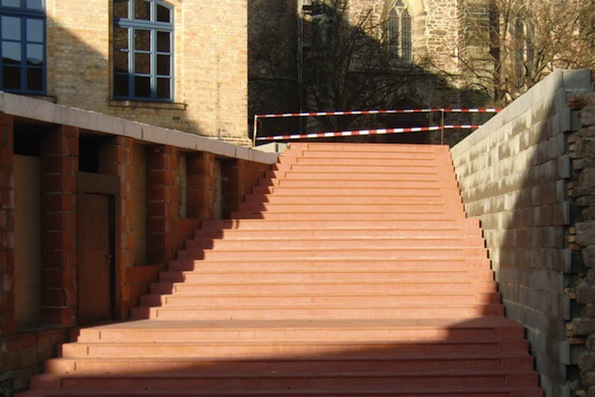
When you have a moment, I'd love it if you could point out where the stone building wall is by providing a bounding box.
[45,1,249,145]
[568,92,595,397]
[451,69,593,397]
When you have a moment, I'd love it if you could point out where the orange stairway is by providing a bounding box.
[21,143,543,396]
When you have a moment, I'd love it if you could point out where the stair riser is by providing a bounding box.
[141,293,501,308]
[176,248,488,261]
[197,219,481,232]
[184,237,486,250]
[46,356,535,375]
[234,203,464,214]
[167,259,490,272]
[137,306,505,321]
[149,281,499,295]
[38,373,537,392]
[60,340,529,359]
[75,324,523,344]
[157,270,495,284]
[194,228,483,241]
[230,212,467,221]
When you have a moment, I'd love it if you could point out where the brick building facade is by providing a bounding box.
[1,0,250,145]
[0,92,277,395]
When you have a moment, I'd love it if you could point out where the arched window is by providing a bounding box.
[388,0,411,60]
[113,0,174,101]
[0,0,45,94]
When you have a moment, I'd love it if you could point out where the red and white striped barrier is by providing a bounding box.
[256,124,482,142]
[253,107,499,144]
[255,108,499,119]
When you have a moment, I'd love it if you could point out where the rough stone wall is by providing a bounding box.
[46,0,249,144]
[451,69,593,397]
[568,92,595,397]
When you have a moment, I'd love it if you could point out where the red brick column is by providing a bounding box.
[146,145,179,265]
[0,113,14,339]
[101,137,134,318]
[40,125,79,327]
[187,152,216,220]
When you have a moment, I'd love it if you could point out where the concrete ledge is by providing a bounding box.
[0,91,279,165]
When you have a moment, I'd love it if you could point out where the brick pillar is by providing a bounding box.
[221,158,241,219]
[146,145,179,265]
[187,152,216,220]
[0,114,14,339]
[40,125,79,327]
[101,136,134,318]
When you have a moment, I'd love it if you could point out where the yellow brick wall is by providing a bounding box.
[45,0,249,145]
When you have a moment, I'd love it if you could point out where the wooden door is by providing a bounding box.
[78,191,114,325]
[77,172,119,325]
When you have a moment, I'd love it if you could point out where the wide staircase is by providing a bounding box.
[21,143,542,396]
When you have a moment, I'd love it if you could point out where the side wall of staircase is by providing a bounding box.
[451,69,593,397]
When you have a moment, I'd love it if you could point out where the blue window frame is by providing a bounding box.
[113,0,173,101]
[0,0,45,94]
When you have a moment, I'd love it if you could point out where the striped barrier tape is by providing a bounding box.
[255,108,500,119]
[256,124,482,142]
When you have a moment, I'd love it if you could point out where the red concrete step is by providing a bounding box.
[147,280,498,296]
[193,227,484,241]
[46,353,534,375]
[175,246,488,261]
[155,268,495,284]
[184,236,486,251]
[18,388,544,397]
[70,318,525,343]
[140,292,501,308]
[60,338,528,360]
[31,369,538,393]
[167,258,491,272]
[198,218,481,232]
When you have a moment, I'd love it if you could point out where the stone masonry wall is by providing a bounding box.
[568,92,595,397]
[451,69,593,397]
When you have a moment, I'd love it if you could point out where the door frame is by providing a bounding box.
[77,172,121,322]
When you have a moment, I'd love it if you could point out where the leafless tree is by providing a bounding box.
[455,0,595,106]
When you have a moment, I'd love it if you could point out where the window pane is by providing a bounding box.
[156,77,169,99]
[134,75,150,97]
[135,0,150,21]
[114,74,129,97]
[25,0,42,10]
[134,52,150,74]
[156,54,169,75]
[156,31,169,52]
[156,4,171,23]
[2,42,22,64]
[26,19,43,43]
[2,16,21,40]
[114,51,128,73]
[134,29,150,51]
[26,43,42,64]
[26,66,41,90]
[113,0,129,19]
[3,65,20,89]
[1,0,20,8]
[113,26,128,50]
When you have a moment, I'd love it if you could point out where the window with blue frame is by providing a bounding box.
[113,0,173,101]
[0,0,45,94]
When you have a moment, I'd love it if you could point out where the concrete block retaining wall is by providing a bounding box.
[451,69,593,397]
